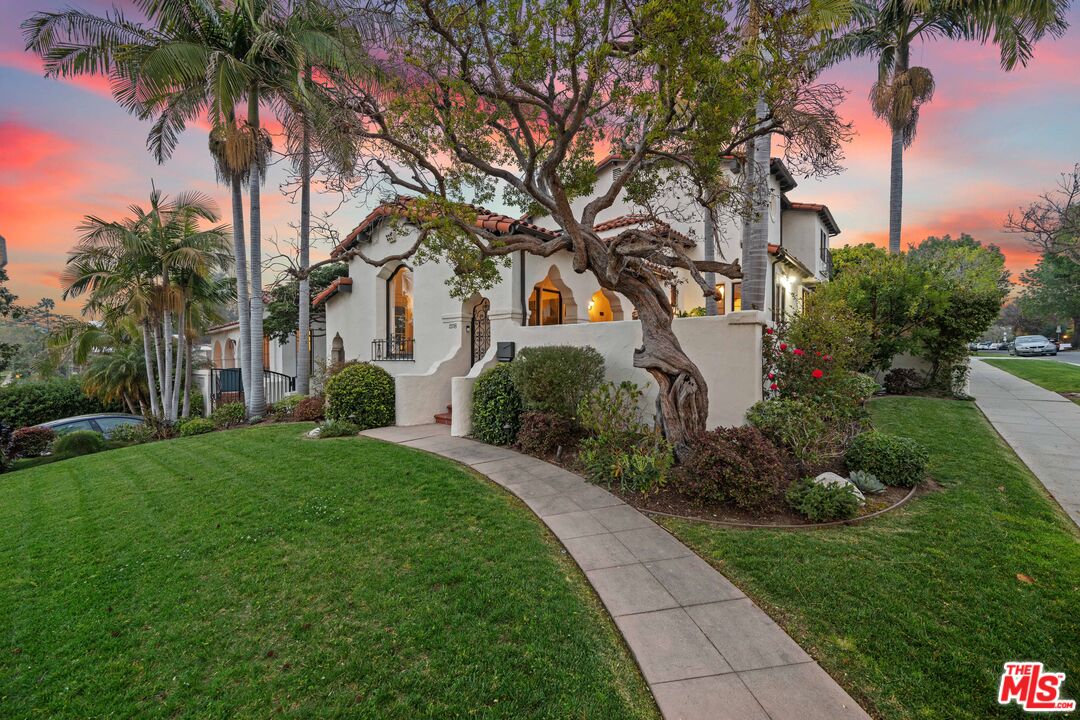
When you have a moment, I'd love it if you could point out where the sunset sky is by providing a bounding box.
[2,0,1079,314]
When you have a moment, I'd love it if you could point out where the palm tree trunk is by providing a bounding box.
[162,307,174,421]
[888,124,904,254]
[183,340,193,417]
[141,321,160,417]
[171,304,186,420]
[231,174,252,409]
[744,95,771,311]
[248,88,266,416]
[153,321,166,412]
[297,110,313,395]
[703,205,717,316]
[888,47,909,255]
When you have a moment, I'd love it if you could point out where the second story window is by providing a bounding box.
[387,265,414,347]
[820,229,828,262]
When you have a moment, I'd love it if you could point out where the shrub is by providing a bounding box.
[11,426,56,458]
[0,377,117,429]
[883,368,921,396]
[578,381,644,438]
[786,477,860,522]
[324,362,395,429]
[580,429,673,494]
[849,470,886,495]
[516,410,580,457]
[511,345,604,419]
[211,402,246,428]
[178,418,215,436]
[471,364,524,445]
[109,422,156,445]
[270,394,306,420]
[318,419,360,438]
[845,430,929,487]
[52,429,106,457]
[292,396,325,422]
[675,427,792,510]
[0,422,12,472]
[746,399,828,465]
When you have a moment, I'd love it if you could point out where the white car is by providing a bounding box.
[1009,335,1058,357]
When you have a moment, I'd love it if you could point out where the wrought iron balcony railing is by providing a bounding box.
[372,337,414,361]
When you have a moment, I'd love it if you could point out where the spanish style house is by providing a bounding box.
[306,156,839,432]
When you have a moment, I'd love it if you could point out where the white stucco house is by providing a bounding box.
[305,155,840,433]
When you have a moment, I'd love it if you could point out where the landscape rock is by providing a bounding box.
[307,427,321,438]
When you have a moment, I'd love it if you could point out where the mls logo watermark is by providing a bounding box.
[998,662,1076,713]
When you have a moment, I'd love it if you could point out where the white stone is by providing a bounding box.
[307,427,322,438]
[814,472,865,504]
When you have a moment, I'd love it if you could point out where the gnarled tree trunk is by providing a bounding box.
[617,275,709,457]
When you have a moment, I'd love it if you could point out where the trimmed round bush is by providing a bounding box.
[11,426,56,458]
[270,394,305,419]
[471,364,523,445]
[292,396,325,422]
[178,418,215,437]
[52,430,106,457]
[516,410,580,457]
[883,368,921,396]
[845,430,929,487]
[746,399,828,465]
[109,422,156,445]
[675,427,792,510]
[325,362,395,429]
[786,477,860,522]
[510,345,604,419]
[211,402,246,428]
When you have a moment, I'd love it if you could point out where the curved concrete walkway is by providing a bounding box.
[970,359,1080,529]
[361,423,869,720]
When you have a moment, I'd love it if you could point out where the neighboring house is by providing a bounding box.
[313,156,840,433]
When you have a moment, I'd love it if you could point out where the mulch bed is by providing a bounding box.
[522,443,926,529]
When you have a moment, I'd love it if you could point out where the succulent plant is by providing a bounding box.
[849,470,886,495]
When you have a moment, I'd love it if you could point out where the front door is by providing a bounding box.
[471,298,491,365]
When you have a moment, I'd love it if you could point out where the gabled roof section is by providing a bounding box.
[332,198,558,259]
[783,199,841,235]
[312,276,353,307]
[768,243,815,278]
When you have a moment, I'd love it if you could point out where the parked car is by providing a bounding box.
[991,342,1009,350]
[38,413,144,439]
[1008,335,1058,357]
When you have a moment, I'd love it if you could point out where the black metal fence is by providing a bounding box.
[210,368,296,412]
[371,337,414,361]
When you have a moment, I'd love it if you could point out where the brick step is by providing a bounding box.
[433,404,453,425]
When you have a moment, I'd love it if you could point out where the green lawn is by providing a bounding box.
[657,397,1080,720]
[982,358,1080,398]
[0,424,657,719]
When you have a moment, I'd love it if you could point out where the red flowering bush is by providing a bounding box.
[763,322,869,422]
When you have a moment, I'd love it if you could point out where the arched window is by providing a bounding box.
[331,333,345,366]
[213,341,223,368]
[387,266,414,354]
[588,289,623,322]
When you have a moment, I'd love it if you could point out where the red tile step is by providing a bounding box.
[434,405,452,425]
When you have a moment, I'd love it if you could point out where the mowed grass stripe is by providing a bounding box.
[0,424,657,719]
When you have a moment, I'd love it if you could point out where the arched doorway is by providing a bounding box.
[470,297,491,365]
[224,339,236,369]
[331,333,345,366]
[528,266,578,325]
[386,265,414,357]
[588,289,623,322]
[213,341,223,368]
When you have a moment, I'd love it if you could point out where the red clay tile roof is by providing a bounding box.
[332,199,557,259]
[312,276,353,307]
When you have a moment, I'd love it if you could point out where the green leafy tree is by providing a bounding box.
[264,263,347,345]
[1019,252,1080,345]
[0,269,22,374]
[829,0,1068,253]
[322,0,850,450]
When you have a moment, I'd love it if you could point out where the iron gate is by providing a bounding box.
[471,298,491,365]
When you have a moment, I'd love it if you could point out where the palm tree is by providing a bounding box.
[831,0,1069,253]
[83,342,149,415]
[60,185,231,420]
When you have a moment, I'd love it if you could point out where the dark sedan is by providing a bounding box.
[39,413,144,439]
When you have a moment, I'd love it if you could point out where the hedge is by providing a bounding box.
[0,378,117,429]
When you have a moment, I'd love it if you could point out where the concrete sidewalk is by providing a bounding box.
[361,423,869,720]
[970,359,1080,528]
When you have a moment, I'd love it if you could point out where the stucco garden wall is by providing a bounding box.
[451,311,767,436]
